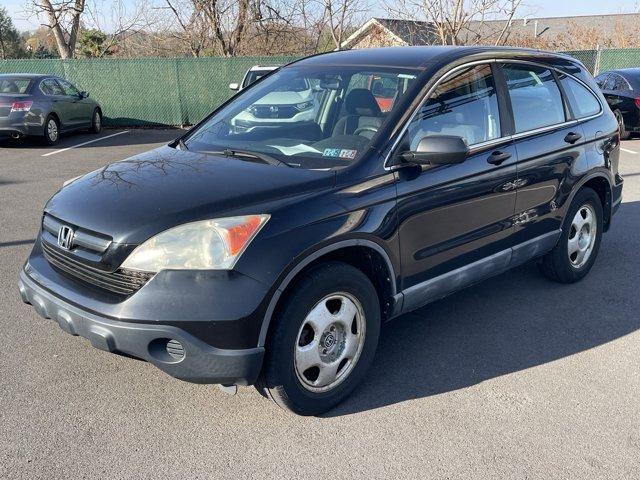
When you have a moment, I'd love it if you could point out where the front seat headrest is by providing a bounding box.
[345,88,382,117]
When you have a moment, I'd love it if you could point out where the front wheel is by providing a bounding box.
[257,262,381,415]
[538,187,603,283]
[89,109,102,134]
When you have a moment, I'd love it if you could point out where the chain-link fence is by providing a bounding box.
[0,56,298,127]
[2,49,640,127]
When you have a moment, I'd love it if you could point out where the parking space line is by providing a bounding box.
[620,147,637,154]
[42,130,130,157]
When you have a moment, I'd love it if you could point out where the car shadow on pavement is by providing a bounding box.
[326,201,640,417]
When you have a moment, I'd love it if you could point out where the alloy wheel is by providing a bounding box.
[568,204,597,269]
[294,292,366,393]
[47,119,58,142]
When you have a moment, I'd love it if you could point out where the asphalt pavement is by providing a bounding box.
[1,129,639,479]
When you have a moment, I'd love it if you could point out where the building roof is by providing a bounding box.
[341,13,640,49]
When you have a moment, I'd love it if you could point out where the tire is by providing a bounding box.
[257,261,381,416]
[89,109,102,134]
[538,187,603,283]
[615,110,630,140]
[43,115,60,145]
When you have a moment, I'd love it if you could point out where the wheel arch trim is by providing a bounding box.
[564,170,614,232]
[257,238,400,347]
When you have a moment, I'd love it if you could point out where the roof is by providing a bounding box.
[0,73,48,78]
[341,13,640,49]
[293,45,562,69]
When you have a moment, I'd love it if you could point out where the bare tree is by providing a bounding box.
[33,0,86,58]
[320,0,369,50]
[386,0,523,47]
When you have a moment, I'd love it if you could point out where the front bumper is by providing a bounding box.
[18,269,264,385]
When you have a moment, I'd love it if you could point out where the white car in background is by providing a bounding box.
[229,65,280,91]
[230,67,319,131]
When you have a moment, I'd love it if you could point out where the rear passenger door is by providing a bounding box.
[394,64,518,310]
[40,78,72,127]
[500,62,587,251]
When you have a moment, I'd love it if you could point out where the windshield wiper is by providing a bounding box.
[200,148,292,167]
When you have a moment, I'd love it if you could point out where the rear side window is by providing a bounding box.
[40,79,64,96]
[501,64,566,133]
[0,78,31,94]
[403,64,501,148]
[559,75,602,119]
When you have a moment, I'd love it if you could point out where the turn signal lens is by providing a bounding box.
[10,101,33,113]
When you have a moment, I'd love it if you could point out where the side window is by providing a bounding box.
[501,63,565,133]
[58,79,80,96]
[559,75,602,119]
[402,64,501,149]
[40,79,64,96]
[611,74,631,92]
[602,74,616,91]
[595,74,609,89]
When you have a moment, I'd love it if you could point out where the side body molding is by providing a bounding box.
[400,231,561,314]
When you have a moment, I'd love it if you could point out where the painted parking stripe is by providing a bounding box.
[42,130,130,157]
[620,147,638,154]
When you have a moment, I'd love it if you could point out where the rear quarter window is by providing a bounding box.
[559,75,602,119]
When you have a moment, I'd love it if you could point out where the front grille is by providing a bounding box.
[42,240,153,296]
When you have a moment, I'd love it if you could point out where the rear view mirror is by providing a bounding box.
[398,135,468,166]
[229,83,240,91]
[79,91,89,98]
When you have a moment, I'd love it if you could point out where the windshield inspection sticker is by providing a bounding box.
[323,148,358,159]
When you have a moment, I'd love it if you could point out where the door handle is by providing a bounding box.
[487,150,512,165]
[564,132,582,144]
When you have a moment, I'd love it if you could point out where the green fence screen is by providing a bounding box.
[3,49,640,127]
[0,56,298,127]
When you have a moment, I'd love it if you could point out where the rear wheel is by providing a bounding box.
[43,115,60,145]
[257,262,381,415]
[89,109,102,134]
[615,110,630,140]
[538,187,603,283]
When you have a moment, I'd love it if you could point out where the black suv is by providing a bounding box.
[18,47,623,415]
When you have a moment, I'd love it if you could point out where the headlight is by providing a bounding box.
[121,215,269,272]
[295,101,314,111]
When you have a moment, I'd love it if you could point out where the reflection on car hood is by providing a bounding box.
[44,145,334,244]
[254,90,312,105]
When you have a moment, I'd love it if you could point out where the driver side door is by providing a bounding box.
[394,63,519,312]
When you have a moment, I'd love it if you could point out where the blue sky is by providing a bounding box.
[3,0,639,31]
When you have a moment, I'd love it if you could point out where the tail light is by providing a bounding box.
[635,98,640,108]
[10,101,33,113]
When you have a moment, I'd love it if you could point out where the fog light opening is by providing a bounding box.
[148,338,185,363]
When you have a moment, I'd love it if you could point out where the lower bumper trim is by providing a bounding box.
[18,270,264,385]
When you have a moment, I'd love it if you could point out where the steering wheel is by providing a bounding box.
[353,126,379,137]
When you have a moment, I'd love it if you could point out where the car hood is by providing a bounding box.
[254,90,312,105]
[44,145,335,244]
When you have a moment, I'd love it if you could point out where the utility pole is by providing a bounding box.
[0,20,6,59]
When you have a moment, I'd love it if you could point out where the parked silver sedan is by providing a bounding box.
[0,74,103,145]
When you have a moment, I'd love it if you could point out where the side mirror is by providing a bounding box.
[229,83,240,91]
[398,135,468,166]
[79,91,89,98]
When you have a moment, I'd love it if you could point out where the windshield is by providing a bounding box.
[184,65,419,169]
[0,77,32,94]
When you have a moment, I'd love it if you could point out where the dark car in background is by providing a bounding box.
[19,47,623,415]
[0,74,103,145]
[595,69,640,139]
